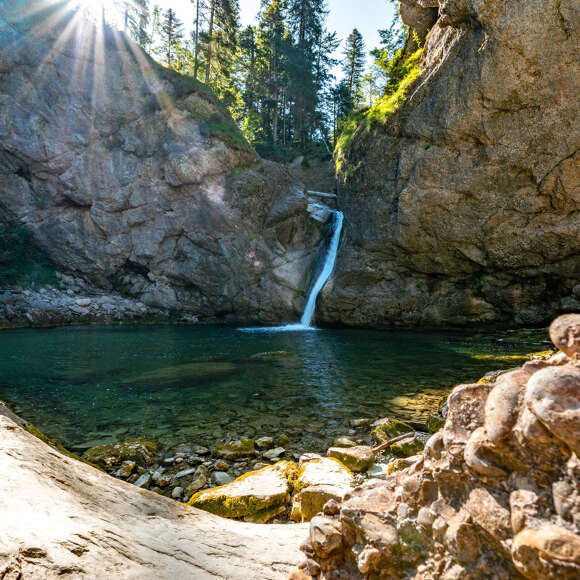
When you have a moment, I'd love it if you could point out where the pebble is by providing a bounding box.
[171,486,184,499]
[214,459,230,471]
[256,436,274,450]
[174,468,196,479]
[212,471,234,486]
[263,447,285,460]
[134,473,151,488]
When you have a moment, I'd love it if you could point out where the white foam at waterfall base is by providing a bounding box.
[239,210,344,333]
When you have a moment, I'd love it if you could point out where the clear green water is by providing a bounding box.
[0,325,547,453]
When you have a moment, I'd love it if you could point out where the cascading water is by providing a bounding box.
[299,210,343,327]
[239,209,344,332]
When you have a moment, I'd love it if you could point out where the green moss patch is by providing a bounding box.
[335,48,423,176]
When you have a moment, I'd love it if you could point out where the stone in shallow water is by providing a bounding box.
[327,446,375,472]
[189,461,298,523]
[263,447,285,460]
[212,471,234,486]
[256,436,274,450]
[214,438,256,460]
[333,437,357,448]
[82,438,158,470]
[371,418,413,443]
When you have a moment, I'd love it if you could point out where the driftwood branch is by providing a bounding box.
[372,432,415,455]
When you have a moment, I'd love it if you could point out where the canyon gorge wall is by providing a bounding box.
[0,0,323,324]
[321,0,580,327]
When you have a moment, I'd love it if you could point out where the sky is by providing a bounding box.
[168,0,398,77]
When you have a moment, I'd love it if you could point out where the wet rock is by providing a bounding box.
[171,486,183,499]
[188,461,298,523]
[512,524,580,580]
[118,460,136,479]
[333,437,357,448]
[391,435,424,458]
[193,445,210,456]
[256,437,274,450]
[134,473,151,489]
[263,447,285,460]
[371,418,413,443]
[212,471,234,486]
[214,459,230,471]
[83,438,158,470]
[184,466,209,496]
[214,438,256,460]
[327,446,375,472]
[426,414,445,434]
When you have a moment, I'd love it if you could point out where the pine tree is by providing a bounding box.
[191,0,208,80]
[342,28,365,105]
[159,8,184,68]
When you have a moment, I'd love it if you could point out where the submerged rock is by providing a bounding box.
[214,438,256,460]
[188,461,298,523]
[123,362,238,384]
[82,438,158,470]
[371,417,414,443]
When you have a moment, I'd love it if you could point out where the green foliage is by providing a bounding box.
[203,114,250,150]
[0,225,56,287]
[335,48,423,174]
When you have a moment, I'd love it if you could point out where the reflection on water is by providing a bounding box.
[0,325,543,452]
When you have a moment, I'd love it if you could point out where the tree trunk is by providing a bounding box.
[193,0,200,79]
[205,0,215,84]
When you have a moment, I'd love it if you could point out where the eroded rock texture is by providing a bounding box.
[0,1,323,324]
[291,314,580,579]
[0,406,307,579]
[323,0,580,327]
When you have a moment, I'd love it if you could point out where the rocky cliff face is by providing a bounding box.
[0,0,323,324]
[322,0,580,327]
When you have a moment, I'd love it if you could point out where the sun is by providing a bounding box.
[73,0,123,24]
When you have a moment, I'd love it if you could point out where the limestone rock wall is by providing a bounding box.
[323,0,580,327]
[0,1,323,324]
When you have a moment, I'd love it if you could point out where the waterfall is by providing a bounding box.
[239,209,343,332]
[299,210,343,327]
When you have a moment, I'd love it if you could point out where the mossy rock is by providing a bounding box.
[426,414,445,434]
[391,436,424,458]
[83,438,158,470]
[327,446,375,473]
[214,438,256,460]
[371,418,414,443]
[24,424,103,471]
[188,461,298,522]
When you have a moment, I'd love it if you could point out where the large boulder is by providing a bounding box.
[188,461,298,523]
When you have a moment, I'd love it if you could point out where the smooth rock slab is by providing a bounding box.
[189,461,298,522]
[0,414,307,579]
